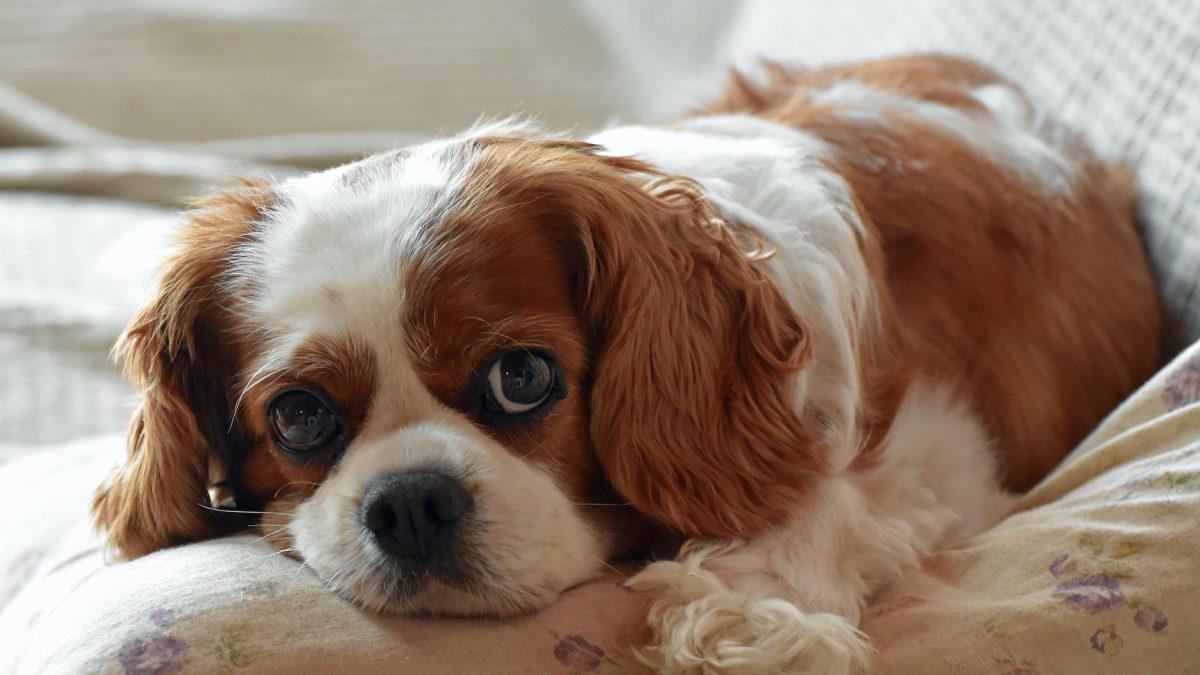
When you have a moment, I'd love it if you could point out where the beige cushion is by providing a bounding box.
[3,342,1199,673]
[864,340,1200,673]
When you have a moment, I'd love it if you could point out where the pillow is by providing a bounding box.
[3,342,1198,673]
[0,436,654,674]
[863,340,1200,673]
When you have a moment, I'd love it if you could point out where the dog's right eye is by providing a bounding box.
[469,349,567,427]
[268,389,343,457]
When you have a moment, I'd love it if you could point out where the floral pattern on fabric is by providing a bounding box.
[1162,356,1200,410]
[117,634,189,675]
[554,634,606,672]
[1034,467,1192,665]
[984,617,1040,675]
[1089,625,1123,656]
[1133,606,1169,634]
[1053,574,1126,613]
[148,608,176,627]
[213,622,253,667]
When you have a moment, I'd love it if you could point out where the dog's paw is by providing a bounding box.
[627,552,871,675]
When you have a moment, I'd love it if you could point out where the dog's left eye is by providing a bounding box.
[268,389,343,456]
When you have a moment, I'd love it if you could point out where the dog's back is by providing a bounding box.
[707,54,1161,489]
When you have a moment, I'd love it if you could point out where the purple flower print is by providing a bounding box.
[1089,625,1123,656]
[554,635,605,672]
[1163,357,1200,410]
[117,634,189,675]
[1134,606,1169,633]
[1052,574,1126,613]
[1048,553,1076,578]
[148,609,175,626]
[241,582,280,599]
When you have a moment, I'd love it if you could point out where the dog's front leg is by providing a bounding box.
[626,387,1017,674]
[627,471,961,675]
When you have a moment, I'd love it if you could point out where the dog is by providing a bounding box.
[93,54,1160,673]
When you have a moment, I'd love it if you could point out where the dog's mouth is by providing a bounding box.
[263,488,588,618]
[307,524,565,617]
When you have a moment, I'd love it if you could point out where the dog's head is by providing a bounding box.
[93,126,836,615]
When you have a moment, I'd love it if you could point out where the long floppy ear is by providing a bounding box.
[575,161,826,539]
[93,183,270,558]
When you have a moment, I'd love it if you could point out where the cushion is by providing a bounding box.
[862,340,1200,673]
[3,342,1198,674]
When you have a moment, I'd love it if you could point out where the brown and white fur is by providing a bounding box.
[93,55,1160,673]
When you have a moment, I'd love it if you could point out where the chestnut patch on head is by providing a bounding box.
[398,187,599,508]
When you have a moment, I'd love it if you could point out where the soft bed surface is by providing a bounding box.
[2,342,1198,674]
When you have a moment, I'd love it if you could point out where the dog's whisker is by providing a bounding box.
[594,556,629,579]
[255,546,299,559]
[246,527,288,546]
[229,354,286,426]
[272,481,322,499]
[196,502,295,518]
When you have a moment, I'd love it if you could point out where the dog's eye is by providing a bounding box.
[474,350,566,425]
[268,389,342,456]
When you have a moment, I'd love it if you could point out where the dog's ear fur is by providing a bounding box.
[576,167,826,538]
[93,183,271,558]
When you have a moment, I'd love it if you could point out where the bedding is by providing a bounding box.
[1,340,1198,673]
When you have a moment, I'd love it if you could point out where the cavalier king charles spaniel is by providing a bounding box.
[94,55,1160,673]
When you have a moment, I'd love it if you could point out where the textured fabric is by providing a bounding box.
[0,453,653,675]
[862,340,1200,673]
[0,0,1195,333]
[2,341,1198,673]
[1,0,1197,446]
[0,194,177,447]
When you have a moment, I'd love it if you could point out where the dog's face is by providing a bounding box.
[93,127,826,616]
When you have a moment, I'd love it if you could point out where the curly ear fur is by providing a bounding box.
[581,173,825,538]
[92,183,271,558]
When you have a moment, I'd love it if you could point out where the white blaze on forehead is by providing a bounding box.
[231,138,483,399]
[246,140,475,335]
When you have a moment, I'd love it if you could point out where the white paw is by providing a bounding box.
[627,552,872,675]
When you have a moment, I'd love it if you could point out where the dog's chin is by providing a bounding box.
[324,564,563,618]
[283,531,571,618]
[402,578,561,617]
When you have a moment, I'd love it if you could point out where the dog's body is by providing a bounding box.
[94,55,1159,673]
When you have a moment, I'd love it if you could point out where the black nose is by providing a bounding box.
[360,471,472,563]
